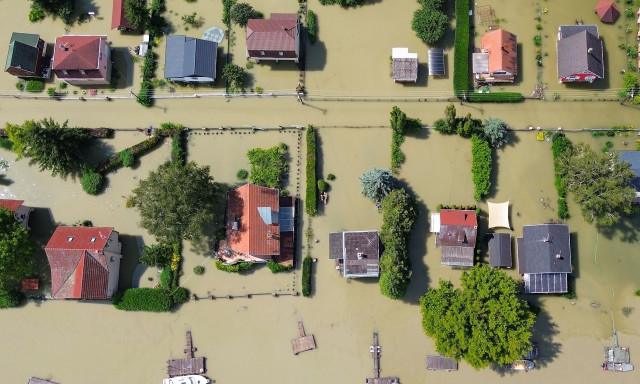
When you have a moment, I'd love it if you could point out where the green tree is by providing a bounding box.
[359,168,398,201]
[420,264,536,369]
[81,169,104,195]
[418,0,446,9]
[557,143,636,226]
[411,7,448,45]
[379,188,418,299]
[247,143,288,189]
[30,0,75,24]
[0,208,35,293]
[131,161,220,242]
[482,117,510,148]
[6,118,94,177]
[222,63,248,89]
[140,243,173,268]
[618,72,639,99]
[230,3,256,27]
[124,0,150,30]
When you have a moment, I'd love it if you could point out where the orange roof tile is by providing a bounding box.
[52,35,105,71]
[0,199,24,212]
[481,29,517,75]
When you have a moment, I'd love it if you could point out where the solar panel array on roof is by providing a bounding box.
[524,273,568,293]
[428,49,445,76]
[278,207,294,232]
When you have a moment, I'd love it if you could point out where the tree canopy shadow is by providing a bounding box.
[597,213,640,243]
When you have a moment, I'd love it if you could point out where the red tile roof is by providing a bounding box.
[226,184,280,258]
[45,227,114,299]
[481,29,517,75]
[0,199,24,212]
[112,0,135,30]
[246,14,298,52]
[594,1,619,23]
[52,35,105,70]
[22,278,39,291]
[439,209,477,227]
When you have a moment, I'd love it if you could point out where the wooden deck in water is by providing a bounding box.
[291,320,316,355]
[366,332,400,384]
[167,331,206,377]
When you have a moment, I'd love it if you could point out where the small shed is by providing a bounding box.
[487,201,510,229]
[426,355,458,371]
[21,278,39,291]
[392,48,418,83]
[487,233,512,268]
[594,1,620,23]
[428,48,445,76]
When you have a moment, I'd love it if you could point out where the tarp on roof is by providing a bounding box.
[487,201,510,229]
[428,48,445,76]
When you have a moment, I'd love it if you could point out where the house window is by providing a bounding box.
[279,52,284,56]
[260,51,265,56]
[79,69,86,75]
[62,70,68,75]
[67,236,74,242]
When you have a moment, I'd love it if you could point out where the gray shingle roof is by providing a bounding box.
[557,30,604,79]
[488,233,512,268]
[517,224,571,274]
[328,231,380,278]
[619,151,640,190]
[558,25,599,39]
[6,33,41,73]
[164,35,217,80]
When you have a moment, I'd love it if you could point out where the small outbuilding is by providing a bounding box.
[487,200,511,229]
[487,233,512,268]
[594,1,620,23]
[437,209,478,267]
[426,355,458,371]
[392,48,418,83]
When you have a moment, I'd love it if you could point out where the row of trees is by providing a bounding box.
[434,104,510,148]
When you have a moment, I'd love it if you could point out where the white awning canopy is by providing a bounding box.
[487,201,511,229]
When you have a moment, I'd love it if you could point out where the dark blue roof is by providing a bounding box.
[164,35,217,80]
[517,224,571,274]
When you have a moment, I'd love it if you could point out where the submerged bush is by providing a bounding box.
[81,169,104,195]
[120,149,135,167]
[267,260,293,274]
[113,288,172,312]
[237,169,248,179]
[302,256,312,297]
[215,260,254,273]
[0,290,24,308]
[470,136,492,201]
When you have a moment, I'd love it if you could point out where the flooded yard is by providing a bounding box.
[0,0,639,383]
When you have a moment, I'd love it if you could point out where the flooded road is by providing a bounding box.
[0,0,639,383]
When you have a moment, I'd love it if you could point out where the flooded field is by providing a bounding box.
[0,0,639,383]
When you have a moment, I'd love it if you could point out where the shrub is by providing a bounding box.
[159,268,171,289]
[327,173,335,180]
[536,23,542,30]
[534,35,542,46]
[317,179,328,192]
[26,80,45,93]
[193,266,204,275]
[307,10,317,44]
[136,81,153,107]
[29,4,46,22]
[15,81,24,91]
[81,169,104,195]
[453,0,470,97]
[470,136,492,201]
[215,260,254,273]
[247,143,288,188]
[97,134,163,173]
[302,256,312,297]
[237,169,248,179]
[120,149,135,167]
[222,0,237,26]
[0,138,13,150]
[0,290,24,308]
[267,260,293,274]
[230,3,256,27]
[306,125,318,216]
[170,287,189,304]
[142,49,157,80]
[113,288,172,312]
[222,63,248,89]
[635,290,640,296]
[411,7,448,45]
[141,243,173,268]
[171,134,185,165]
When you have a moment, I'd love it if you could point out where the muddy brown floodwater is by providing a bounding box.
[0,0,639,383]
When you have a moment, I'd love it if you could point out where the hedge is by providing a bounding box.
[470,136,492,201]
[215,260,255,273]
[307,10,317,44]
[26,80,45,93]
[305,125,318,216]
[97,134,163,173]
[302,256,312,297]
[170,287,189,305]
[113,288,172,312]
[551,133,572,219]
[453,0,470,97]
[466,92,524,102]
[267,260,293,274]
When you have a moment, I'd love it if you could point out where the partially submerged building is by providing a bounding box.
[557,25,604,83]
[111,0,136,31]
[472,28,517,83]
[517,224,572,294]
[246,14,300,63]
[219,183,296,265]
[619,150,640,204]
[5,32,49,78]
[45,226,122,299]
[329,230,380,278]
[391,47,418,83]
[52,35,112,85]
[437,209,478,267]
